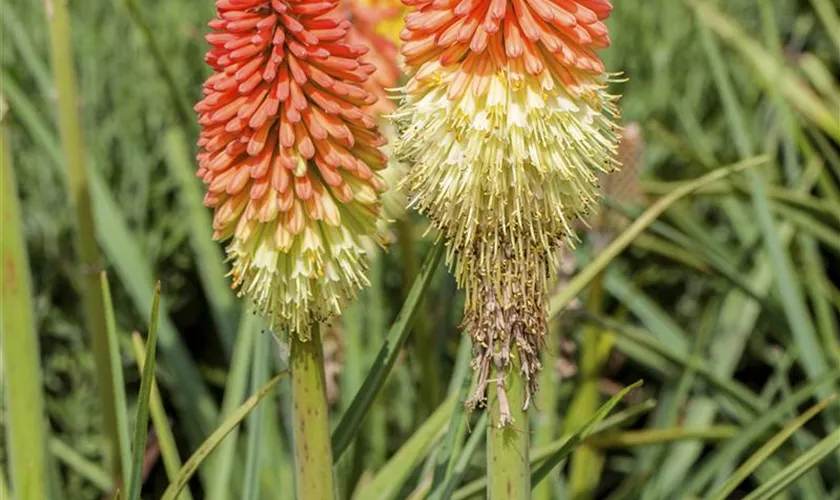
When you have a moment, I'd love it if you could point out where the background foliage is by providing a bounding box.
[1,0,839,498]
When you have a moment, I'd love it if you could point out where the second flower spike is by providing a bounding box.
[394,0,621,423]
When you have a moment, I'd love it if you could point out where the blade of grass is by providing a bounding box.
[772,203,840,256]
[256,378,289,500]
[587,426,737,448]
[630,232,710,273]
[353,398,456,500]
[586,314,820,416]
[548,156,768,319]
[808,0,840,52]
[332,242,444,460]
[241,332,270,500]
[653,158,817,495]
[160,372,288,500]
[427,336,474,500]
[604,272,689,352]
[708,395,837,500]
[566,274,614,500]
[742,425,840,500]
[694,0,835,405]
[48,437,112,492]
[439,412,489,500]
[800,237,840,366]
[89,172,221,452]
[208,311,256,500]
[46,445,67,500]
[0,0,52,99]
[130,332,195,500]
[101,272,132,487]
[127,282,162,500]
[799,54,840,111]
[532,380,643,487]
[689,0,840,140]
[45,0,123,482]
[672,370,840,498]
[366,251,389,468]
[396,219,438,414]
[0,106,50,500]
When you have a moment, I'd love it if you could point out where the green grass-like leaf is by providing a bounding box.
[160,372,288,500]
[127,282,162,500]
[532,380,644,486]
[353,398,456,500]
[0,104,50,500]
[332,242,445,461]
[101,272,132,489]
[708,395,838,500]
[673,370,840,498]
[549,156,768,318]
[743,424,840,500]
[130,332,194,500]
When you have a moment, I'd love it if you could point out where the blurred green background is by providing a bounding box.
[2,0,839,498]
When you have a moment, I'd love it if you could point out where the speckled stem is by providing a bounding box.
[291,324,335,500]
[487,344,530,500]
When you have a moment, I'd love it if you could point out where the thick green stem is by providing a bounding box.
[487,347,530,500]
[45,0,123,484]
[291,325,335,500]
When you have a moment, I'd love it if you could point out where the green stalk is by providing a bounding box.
[44,0,122,483]
[291,325,335,500]
[1,101,49,500]
[487,346,530,500]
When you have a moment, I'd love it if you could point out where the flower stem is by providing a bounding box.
[45,0,123,485]
[487,345,530,500]
[291,325,335,500]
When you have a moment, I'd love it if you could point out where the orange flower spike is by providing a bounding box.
[197,0,388,338]
[394,0,621,421]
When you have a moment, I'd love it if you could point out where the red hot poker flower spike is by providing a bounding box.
[394,0,621,422]
[196,0,388,338]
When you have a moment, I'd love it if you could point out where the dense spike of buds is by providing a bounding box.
[393,0,621,421]
[196,0,388,338]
